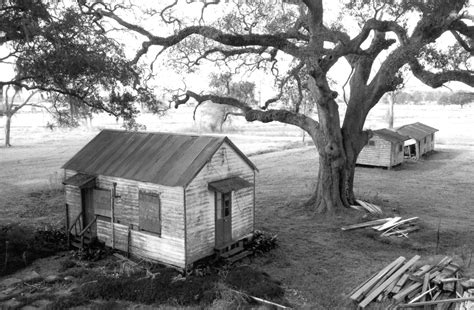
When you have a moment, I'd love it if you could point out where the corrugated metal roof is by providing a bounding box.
[62,130,257,187]
[373,128,409,143]
[208,177,253,193]
[63,173,95,188]
[395,122,438,141]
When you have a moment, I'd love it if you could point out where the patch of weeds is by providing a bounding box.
[0,225,68,276]
[72,242,111,261]
[224,265,284,299]
[80,268,220,306]
[58,258,77,272]
[50,293,89,309]
[209,282,251,310]
[245,230,278,255]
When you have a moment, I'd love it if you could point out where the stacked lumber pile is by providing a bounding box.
[349,255,474,309]
[341,217,419,238]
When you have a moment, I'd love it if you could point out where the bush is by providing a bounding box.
[245,230,278,255]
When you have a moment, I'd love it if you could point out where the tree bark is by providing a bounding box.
[5,114,12,147]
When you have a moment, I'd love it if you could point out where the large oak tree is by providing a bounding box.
[86,0,474,213]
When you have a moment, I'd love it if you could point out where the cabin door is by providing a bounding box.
[81,188,96,237]
[215,191,232,246]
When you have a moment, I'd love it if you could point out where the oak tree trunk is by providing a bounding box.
[5,114,12,147]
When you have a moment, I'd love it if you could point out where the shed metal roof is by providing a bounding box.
[395,122,438,141]
[62,130,257,187]
[373,128,409,143]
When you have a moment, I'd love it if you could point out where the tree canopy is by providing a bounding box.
[0,0,163,128]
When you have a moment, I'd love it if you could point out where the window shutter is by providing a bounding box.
[139,191,161,235]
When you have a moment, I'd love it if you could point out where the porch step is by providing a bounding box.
[70,234,94,249]
[220,245,244,259]
[226,250,251,264]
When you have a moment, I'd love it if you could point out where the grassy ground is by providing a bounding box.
[1,103,474,308]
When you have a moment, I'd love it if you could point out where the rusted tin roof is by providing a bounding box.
[395,122,438,141]
[373,128,409,143]
[62,130,257,187]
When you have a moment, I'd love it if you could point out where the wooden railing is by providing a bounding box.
[67,210,97,248]
[79,216,97,248]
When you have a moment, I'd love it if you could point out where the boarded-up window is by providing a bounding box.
[398,144,403,152]
[93,189,111,217]
[368,140,375,146]
[139,191,161,235]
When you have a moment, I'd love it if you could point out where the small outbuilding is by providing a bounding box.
[395,122,438,159]
[357,128,409,169]
[62,129,257,269]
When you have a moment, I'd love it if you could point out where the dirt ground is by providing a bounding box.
[1,104,474,309]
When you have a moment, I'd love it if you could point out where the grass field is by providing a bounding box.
[0,103,473,308]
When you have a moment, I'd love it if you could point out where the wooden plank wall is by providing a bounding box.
[65,184,81,234]
[63,169,186,267]
[97,220,185,268]
[185,142,255,264]
[95,176,185,240]
[391,142,404,166]
[419,133,435,156]
[357,136,392,168]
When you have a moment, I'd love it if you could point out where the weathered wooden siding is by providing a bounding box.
[97,220,185,268]
[419,133,435,156]
[185,142,255,264]
[65,184,81,234]
[95,176,185,241]
[357,136,393,168]
[64,170,186,267]
[391,142,404,166]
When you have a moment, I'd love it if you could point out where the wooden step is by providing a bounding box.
[226,250,251,264]
[220,246,244,259]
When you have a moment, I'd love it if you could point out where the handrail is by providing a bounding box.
[78,215,97,236]
[69,211,83,233]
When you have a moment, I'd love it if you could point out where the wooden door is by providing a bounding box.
[215,191,232,246]
[81,188,96,236]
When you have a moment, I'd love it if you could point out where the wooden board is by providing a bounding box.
[359,255,421,308]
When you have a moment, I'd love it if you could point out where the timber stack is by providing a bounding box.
[342,216,420,238]
[349,255,474,309]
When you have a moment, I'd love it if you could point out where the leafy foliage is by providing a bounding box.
[0,0,164,128]
[245,230,278,255]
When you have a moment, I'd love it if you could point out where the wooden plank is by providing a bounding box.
[374,217,402,231]
[393,271,440,302]
[420,272,430,302]
[392,274,410,294]
[359,255,421,308]
[350,256,406,301]
[364,259,406,301]
[397,297,474,308]
[380,217,419,236]
[341,218,392,231]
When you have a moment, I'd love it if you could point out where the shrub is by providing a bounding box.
[245,230,278,255]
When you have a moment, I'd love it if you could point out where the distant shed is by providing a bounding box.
[395,122,438,159]
[357,128,409,169]
[62,129,257,269]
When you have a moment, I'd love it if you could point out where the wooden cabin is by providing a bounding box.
[357,128,409,169]
[395,122,438,159]
[62,130,257,269]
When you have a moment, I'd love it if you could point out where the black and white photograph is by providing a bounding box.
[0,0,473,308]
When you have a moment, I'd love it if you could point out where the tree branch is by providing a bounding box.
[409,59,474,88]
[174,90,320,132]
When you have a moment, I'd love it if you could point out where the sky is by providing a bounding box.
[1,0,472,101]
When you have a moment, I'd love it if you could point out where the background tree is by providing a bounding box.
[0,0,163,146]
[202,72,257,132]
[84,0,473,213]
[438,91,474,107]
